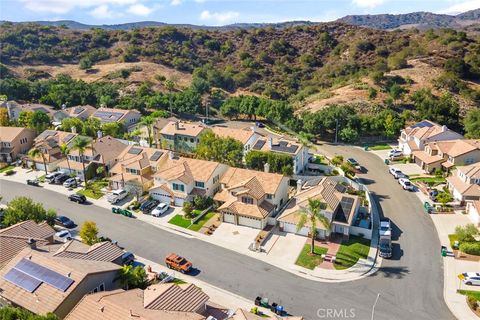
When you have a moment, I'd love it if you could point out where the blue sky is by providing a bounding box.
[0,0,478,26]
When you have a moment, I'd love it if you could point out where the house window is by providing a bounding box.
[172,183,185,192]
[266,194,273,200]
[126,168,140,175]
[241,196,253,204]
[99,283,105,291]
[465,158,474,165]
[195,181,205,188]
[190,138,194,143]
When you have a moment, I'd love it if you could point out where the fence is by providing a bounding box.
[191,205,213,224]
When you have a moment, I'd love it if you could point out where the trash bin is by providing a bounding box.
[364,144,369,151]
[112,207,119,214]
[441,246,447,257]
[384,159,390,165]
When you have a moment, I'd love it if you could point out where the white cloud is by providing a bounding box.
[352,0,385,8]
[90,5,114,19]
[127,4,153,16]
[194,0,206,3]
[171,0,182,6]
[438,0,479,14]
[200,10,239,25]
[19,0,137,14]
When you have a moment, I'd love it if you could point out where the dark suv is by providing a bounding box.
[54,174,70,184]
[140,199,159,213]
[68,194,86,204]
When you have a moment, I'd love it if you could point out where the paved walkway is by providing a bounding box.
[1,167,379,283]
[315,236,342,270]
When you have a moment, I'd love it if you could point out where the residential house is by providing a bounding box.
[159,121,206,153]
[413,139,480,173]
[150,156,228,206]
[466,201,480,227]
[65,283,214,320]
[92,107,141,130]
[26,130,78,172]
[0,246,122,318]
[53,105,97,123]
[211,126,262,156]
[2,101,56,122]
[0,126,36,163]
[109,146,170,192]
[57,135,128,180]
[52,240,125,265]
[398,120,463,156]
[277,177,361,238]
[0,220,55,269]
[214,167,289,229]
[446,164,480,202]
[251,136,309,175]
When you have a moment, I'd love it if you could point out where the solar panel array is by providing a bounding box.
[73,107,85,114]
[150,151,164,161]
[252,139,266,150]
[62,133,76,143]
[128,147,143,155]
[334,184,347,193]
[94,111,123,122]
[270,140,299,154]
[338,197,354,222]
[412,120,434,129]
[3,258,74,293]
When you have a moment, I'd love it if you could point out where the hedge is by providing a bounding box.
[459,242,480,256]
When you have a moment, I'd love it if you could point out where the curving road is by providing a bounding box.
[0,145,453,320]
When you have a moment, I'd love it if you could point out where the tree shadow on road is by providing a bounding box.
[357,177,375,185]
[371,266,410,279]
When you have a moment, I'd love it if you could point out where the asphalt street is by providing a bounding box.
[0,145,453,320]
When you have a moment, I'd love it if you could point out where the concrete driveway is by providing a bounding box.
[264,230,306,265]
[209,223,258,251]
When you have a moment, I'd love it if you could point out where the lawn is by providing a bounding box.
[0,165,15,173]
[334,236,371,270]
[38,174,46,183]
[458,290,480,301]
[189,212,216,231]
[168,214,192,228]
[448,234,458,248]
[410,176,446,185]
[77,179,108,200]
[295,244,328,270]
[367,143,392,151]
[312,154,329,165]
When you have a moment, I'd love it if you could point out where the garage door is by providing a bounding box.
[223,213,235,224]
[150,191,172,204]
[174,197,184,207]
[283,222,308,236]
[238,216,262,229]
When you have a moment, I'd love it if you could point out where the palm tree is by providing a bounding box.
[71,137,91,185]
[139,116,155,147]
[28,147,48,175]
[296,198,331,255]
[59,143,71,173]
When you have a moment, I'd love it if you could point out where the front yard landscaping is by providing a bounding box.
[295,244,328,270]
[334,236,371,270]
[0,165,15,173]
[168,212,217,231]
[457,290,480,316]
[410,176,446,185]
[189,212,217,231]
[366,143,392,151]
[77,179,108,200]
[448,224,480,257]
[168,214,192,228]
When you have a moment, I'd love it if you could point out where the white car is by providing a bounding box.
[63,177,77,188]
[107,189,128,204]
[389,167,405,179]
[388,149,403,158]
[45,172,62,183]
[462,272,480,286]
[399,178,414,191]
[55,230,72,242]
[151,203,169,217]
[380,219,391,238]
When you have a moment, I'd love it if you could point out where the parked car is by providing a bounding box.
[151,203,169,217]
[462,272,480,286]
[63,177,77,188]
[347,158,361,170]
[255,121,265,128]
[55,230,72,242]
[165,253,192,274]
[54,215,75,228]
[379,219,392,238]
[388,149,403,158]
[399,178,414,191]
[140,199,159,213]
[429,190,439,201]
[121,252,135,265]
[68,193,86,204]
[54,174,70,184]
[45,172,62,183]
[379,238,392,258]
[26,178,40,186]
[389,167,405,179]
[107,189,128,204]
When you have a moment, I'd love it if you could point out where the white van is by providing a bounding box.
[107,189,128,204]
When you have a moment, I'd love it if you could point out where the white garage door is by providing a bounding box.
[238,216,262,229]
[283,222,309,236]
[174,197,184,207]
[223,213,235,224]
[150,191,172,204]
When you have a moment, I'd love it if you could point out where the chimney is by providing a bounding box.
[71,126,77,134]
[442,125,447,132]
[296,179,303,193]
[27,238,37,250]
[268,137,273,148]
[264,162,270,173]
[175,121,180,130]
[97,130,103,139]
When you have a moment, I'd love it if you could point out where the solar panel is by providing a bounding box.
[253,139,266,150]
[15,259,74,292]
[340,197,354,217]
[412,120,434,129]
[335,184,347,193]
[73,107,84,114]
[150,151,163,161]
[62,134,76,143]
[3,268,42,293]
[270,140,299,154]
[128,147,143,155]
[94,111,123,122]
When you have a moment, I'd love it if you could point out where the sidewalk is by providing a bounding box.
[1,167,379,283]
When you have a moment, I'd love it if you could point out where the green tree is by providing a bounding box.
[339,127,359,143]
[368,87,378,100]
[0,108,9,126]
[296,199,330,254]
[79,220,99,245]
[464,109,480,139]
[183,201,194,217]
[139,115,155,147]
[28,147,48,175]
[0,306,58,320]
[196,130,244,167]
[59,143,71,173]
[71,136,92,184]
[3,196,56,227]
[454,224,479,243]
[101,122,123,138]
[436,192,452,210]
[17,110,33,127]
[119,264,146,290]
[79,57,93,70]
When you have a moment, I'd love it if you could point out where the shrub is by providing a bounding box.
[193,196,213,210]
[331,155,344,166]
[468,296,479,311]
[183,202,194,217]
[459,242,480,255]
[5,169,15,175]
[455,224,479,242]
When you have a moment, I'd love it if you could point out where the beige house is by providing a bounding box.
[108,146,170,192]
[53,105,97,123]
[150,156,228,206]
[92,107,141,129]
[159,121,206,153]
[413,139,480,173]
[214,167,289,229]
[0,126,36,163]
[446,164,480,202]
[398,120,463,156]
[2,101,56,121]
[277,177,360,239]
[211,126,261,155]
[0,247,122,318]
[466,201,480,227]
[27,130,78,172]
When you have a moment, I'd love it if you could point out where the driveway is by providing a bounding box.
[209,223,259,251]
[264,230,306,266]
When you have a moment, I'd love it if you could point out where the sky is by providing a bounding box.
[0,0,478,26]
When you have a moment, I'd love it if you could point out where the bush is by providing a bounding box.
[183,201,194,217]
[193,196,213,210]
[5,169,15,175]
[468,296,479,311]
[459,242,480,256]
[455,224,479,242]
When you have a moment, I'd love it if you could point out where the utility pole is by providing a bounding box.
[334,119,339,144]
[205,103,209,124]
[371,293,380,320]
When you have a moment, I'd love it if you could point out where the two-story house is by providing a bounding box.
[446,163,480,203]
[92,107,141,131]
[53,105,97,123]
[398,120,463,156]
[149,156,228,206]
[413,139,480,173]
[211,126,262,156]
[0,126,36,163]
[277,177,361,239]
[214,167,289,229]
[2,101,57,122]
[159,121,206,153]
[108,146,170,192]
